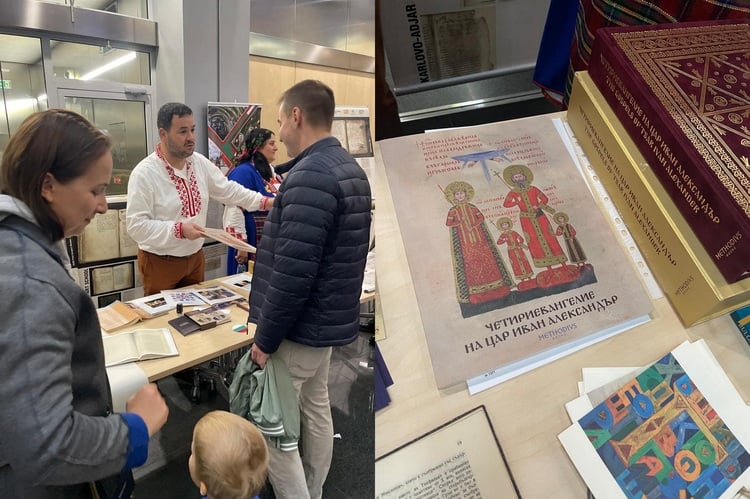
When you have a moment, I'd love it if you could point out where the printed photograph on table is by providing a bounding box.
[207,102,262,171]
[185,305,232,329]
[377,113,652,389]
[161,289,207,307]
[578,352,750,498]
[193,285,243,305]
[220,273,253,291]
[128,293,172,317]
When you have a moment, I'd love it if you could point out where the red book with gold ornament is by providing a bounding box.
[587,20,750,283]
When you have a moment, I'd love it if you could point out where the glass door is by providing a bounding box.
[58,89,152,197]
[0,34,47,162]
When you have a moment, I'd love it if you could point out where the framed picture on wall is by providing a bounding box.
[90,261,136,296]
[331,106,373,158]
[206,102,262,172]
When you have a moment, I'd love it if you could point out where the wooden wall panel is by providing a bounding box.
[248,55,374,164]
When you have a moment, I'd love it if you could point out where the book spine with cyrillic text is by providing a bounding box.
[567,72,750,326]
[587,23,750,283]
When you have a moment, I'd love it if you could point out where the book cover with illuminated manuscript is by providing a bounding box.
[587,20,750,283]
[377,113,652,389]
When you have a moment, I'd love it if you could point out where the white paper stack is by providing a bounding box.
[559,340,750,498]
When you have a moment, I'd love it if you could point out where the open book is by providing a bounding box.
[102,328,179,367]
[98,300,153,332]
[76,208,138,264]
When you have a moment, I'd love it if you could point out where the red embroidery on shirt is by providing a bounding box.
[265,180,280,195]
[156,144,202,218]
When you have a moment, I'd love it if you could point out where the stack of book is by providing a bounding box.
[168,302,235,336]
[558,340,750,497]
[566,20,750,326]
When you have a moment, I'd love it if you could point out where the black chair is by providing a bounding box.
[183,346,249,404]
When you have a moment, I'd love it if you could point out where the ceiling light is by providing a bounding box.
[80,51,136,81]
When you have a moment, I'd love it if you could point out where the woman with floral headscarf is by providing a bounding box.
[223,127,281,274]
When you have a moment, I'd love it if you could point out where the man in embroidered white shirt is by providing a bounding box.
[126,102,272,295]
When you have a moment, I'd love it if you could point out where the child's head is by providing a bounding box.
[189,410,268,499]
[496,217,513,231]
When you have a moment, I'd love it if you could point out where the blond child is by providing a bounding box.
[189,410,269,499]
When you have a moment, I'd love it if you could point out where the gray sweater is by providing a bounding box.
[0,196,130,498]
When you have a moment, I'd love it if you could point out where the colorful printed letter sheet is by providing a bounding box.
[576,350,750,498]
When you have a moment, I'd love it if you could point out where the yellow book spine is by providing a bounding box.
[567,71,750,326]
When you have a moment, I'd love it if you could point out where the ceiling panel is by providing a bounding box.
[250,0,374,57]
[249,0,296,40]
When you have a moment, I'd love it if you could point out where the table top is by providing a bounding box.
[372,148,750,497]
[111,278,375,382]
[111,280,254,382]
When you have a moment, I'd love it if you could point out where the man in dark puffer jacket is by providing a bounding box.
[248,79,372,499]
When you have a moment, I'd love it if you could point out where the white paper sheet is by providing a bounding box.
[466,315,650,395]
[107,362,149,413]
[559,340,750,498]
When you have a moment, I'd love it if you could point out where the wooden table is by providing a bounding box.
[111,280,254,382]
[115,280,376,382]
[372,149,750,498]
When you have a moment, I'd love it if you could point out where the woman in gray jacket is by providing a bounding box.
[0,109,168,498]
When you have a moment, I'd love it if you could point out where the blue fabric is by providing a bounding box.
[533,0,579,106]
[119,413,149,469]
[731,305,750,345]
[374,343,393,411]
[226,161,273,274]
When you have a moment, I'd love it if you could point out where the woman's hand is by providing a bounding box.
[126,383,169,436]
[235,250,249,265]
